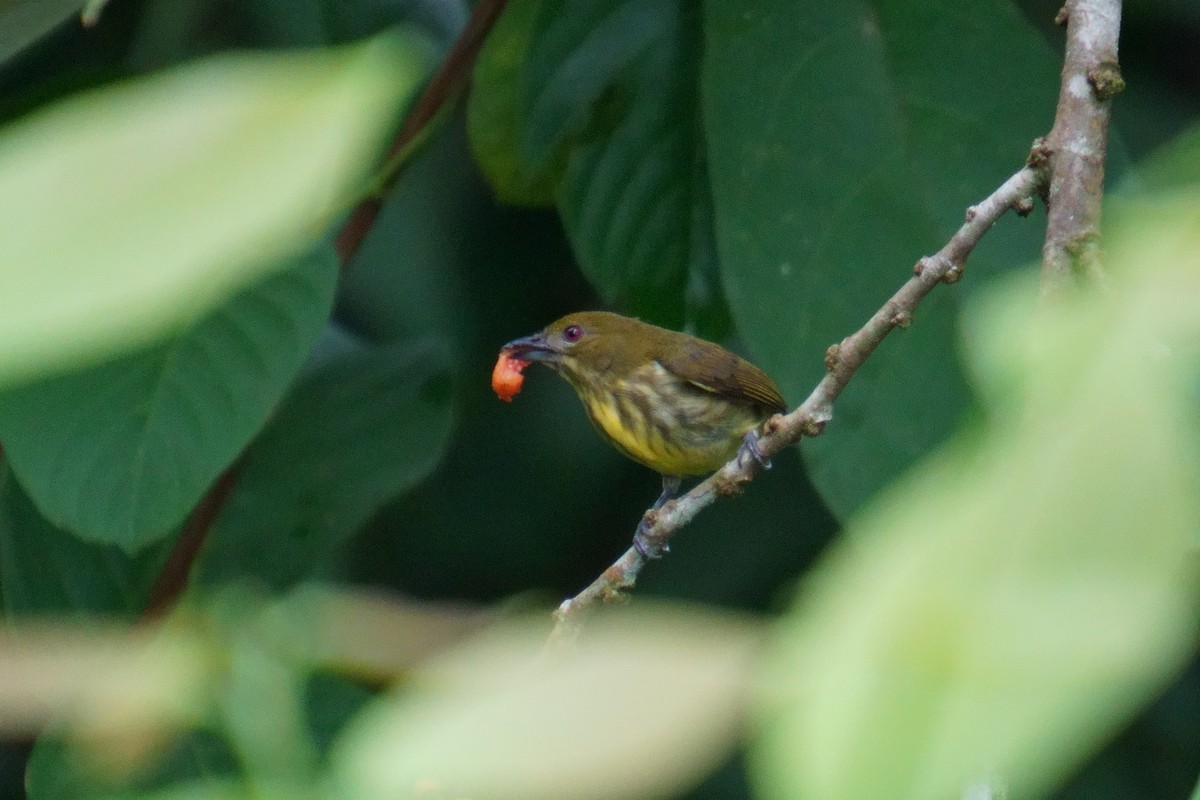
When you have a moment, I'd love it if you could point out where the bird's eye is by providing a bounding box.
[563,324,584,343]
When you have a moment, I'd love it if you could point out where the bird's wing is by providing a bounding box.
[658,343,787,413]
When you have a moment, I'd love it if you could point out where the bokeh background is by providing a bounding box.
[0,0,1198,798]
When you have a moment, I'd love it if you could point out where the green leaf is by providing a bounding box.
[337,112,486,356]
[0,462,162,615]
[0,35,422,387]
[333,606,759,800]
[468,0,719,328]
[196,338,456,589]
[0,246,338,551]
[1122,118,1200,193]
[468,0,558,205]
[7,624,214,785]
[751,199,1200,800]
[0,0,82,64]
[703,0,1060,516]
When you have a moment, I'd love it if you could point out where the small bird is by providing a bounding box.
[501,311,786,556]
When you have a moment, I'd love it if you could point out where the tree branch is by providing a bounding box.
[548,163,1049,648]
[1040,0,1123,293]
[548,0,1124,648]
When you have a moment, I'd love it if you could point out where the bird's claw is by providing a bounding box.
[633,521,668,559]
[738,429,772,469]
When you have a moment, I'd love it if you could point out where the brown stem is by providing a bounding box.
[335,0,510,265]
[140,465,240,621]
[547,164,1049,649]
[1040,0,1123,294]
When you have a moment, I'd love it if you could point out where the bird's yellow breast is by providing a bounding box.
[572,362,763,476]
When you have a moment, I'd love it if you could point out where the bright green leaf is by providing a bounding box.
[0,246,338,551]
[704,0,1061,516]
[752,198,1200,800]
[334,606,760,800]
[0,35,422,386]
[196,338,456,589]
[0,623,213,745]
[65,783,306,800]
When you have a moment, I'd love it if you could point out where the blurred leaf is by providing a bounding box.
[213,590,318,784]
[704,0,1060,517]
[270,584,492,682]
[334,605,760,800]
[28,721,241,800]
[468,0,716,328]
[337,108,488,358]
[78,0,106,25]
[196,338,455,589]
[0,0,82,64]
[243,0,331,47]
[0,35,421,386]
[468,0,558,204]
[1121,118,1200,193]
[0,462,162,614]
[0,624,212,745]
[83,782,311,800]
[752,197,1200,800]
[0,246,337,551]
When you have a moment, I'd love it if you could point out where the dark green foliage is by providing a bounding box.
[0,1,1197,799]
[0,246,339,551]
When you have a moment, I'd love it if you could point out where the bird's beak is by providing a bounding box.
[502,331,561,364]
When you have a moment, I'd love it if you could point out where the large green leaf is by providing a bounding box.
[0,246,338,551]
[0,35,421,387]
[469,0,720,328]
[703,0,1060,516]
[195,338,456,589]
[467,0,558,206]
[0,462,162,615]
[752,197,1200,800]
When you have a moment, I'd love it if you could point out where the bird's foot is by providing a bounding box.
[633,519,669,559]
[652,474,683,510]
[738,429,772,469]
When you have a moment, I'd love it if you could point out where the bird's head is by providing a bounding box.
[502,311,647,381]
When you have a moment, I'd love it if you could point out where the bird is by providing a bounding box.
[500,311,786,557]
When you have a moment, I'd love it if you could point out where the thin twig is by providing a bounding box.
[548,164,1049,649]
[1040,0,1123,294]
[549,0,1122,648]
